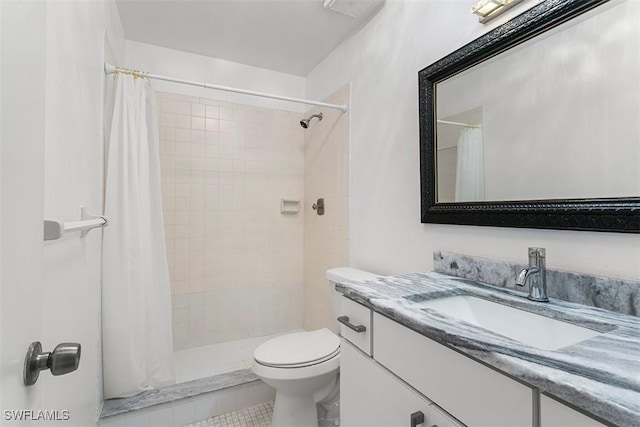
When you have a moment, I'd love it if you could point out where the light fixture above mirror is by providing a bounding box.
[472,0,524,23]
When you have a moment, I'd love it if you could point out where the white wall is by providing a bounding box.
[306,0,640,281]
[1,1,125,426]
[125,41,306,113]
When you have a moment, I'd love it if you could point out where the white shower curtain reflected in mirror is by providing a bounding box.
[455,127,485,202]
[102,74,175,398]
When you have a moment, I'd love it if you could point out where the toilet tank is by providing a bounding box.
[326,267,381,328]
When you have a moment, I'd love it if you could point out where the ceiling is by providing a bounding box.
[115,0,385,76]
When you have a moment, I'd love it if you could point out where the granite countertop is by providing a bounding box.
[336,272,640,426]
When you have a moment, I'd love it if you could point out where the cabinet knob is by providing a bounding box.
[410,411,425,427]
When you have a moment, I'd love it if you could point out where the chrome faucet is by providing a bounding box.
[516,247,549,302]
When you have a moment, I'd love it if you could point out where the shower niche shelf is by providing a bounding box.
[281,199,300,214]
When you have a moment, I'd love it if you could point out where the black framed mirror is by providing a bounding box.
[419,0,639,233]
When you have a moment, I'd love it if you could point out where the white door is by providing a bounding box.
[0,0,49,423]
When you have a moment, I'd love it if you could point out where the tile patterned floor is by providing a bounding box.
[185,401,274,427]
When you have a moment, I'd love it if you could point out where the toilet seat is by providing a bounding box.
[254,328,340,368]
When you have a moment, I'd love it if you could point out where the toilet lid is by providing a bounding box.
[254,329,340,368]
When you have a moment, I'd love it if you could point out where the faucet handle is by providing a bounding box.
[528,247,545,258]
[528,247,546,268]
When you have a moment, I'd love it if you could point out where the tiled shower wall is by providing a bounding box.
[156,91,305,350]
[303,86,350,332]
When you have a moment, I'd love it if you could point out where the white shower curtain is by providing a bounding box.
[455,127,485,202]
[102,74,175,398]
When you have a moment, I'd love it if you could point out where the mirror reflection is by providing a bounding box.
[435,1,640,203]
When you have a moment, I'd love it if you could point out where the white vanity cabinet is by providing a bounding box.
[339,296,533,427]
[374,313,534,427]
[340,296,462,427]
[338,296,615,427]
[539,395,607,427]
[341,339,460,427]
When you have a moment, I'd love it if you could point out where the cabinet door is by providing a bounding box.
[374,313,533,427]
[341,339,460,427]
[540,394,606,427]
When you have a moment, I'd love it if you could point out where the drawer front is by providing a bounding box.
[339,296,372,355]
[341,339,462,427]
[374,313,533,427]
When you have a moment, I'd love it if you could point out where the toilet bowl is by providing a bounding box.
[252,329,340,426]
[252,268,380,427]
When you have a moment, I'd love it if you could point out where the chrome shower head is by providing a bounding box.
[300,112,323,129]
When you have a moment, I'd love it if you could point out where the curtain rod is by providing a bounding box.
[437,119,481,128]
[104,63,348,113]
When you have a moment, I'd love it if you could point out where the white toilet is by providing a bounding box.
[252,267,380,427]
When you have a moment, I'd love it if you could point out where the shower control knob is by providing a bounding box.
[312,198,325,215]
[23,341,81,386]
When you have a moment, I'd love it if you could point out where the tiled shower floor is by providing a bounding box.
[184,400,274,427]
[174,330,303,383]
[100,331,304,425]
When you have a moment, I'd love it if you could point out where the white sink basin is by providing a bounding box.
[419,295,602,350]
